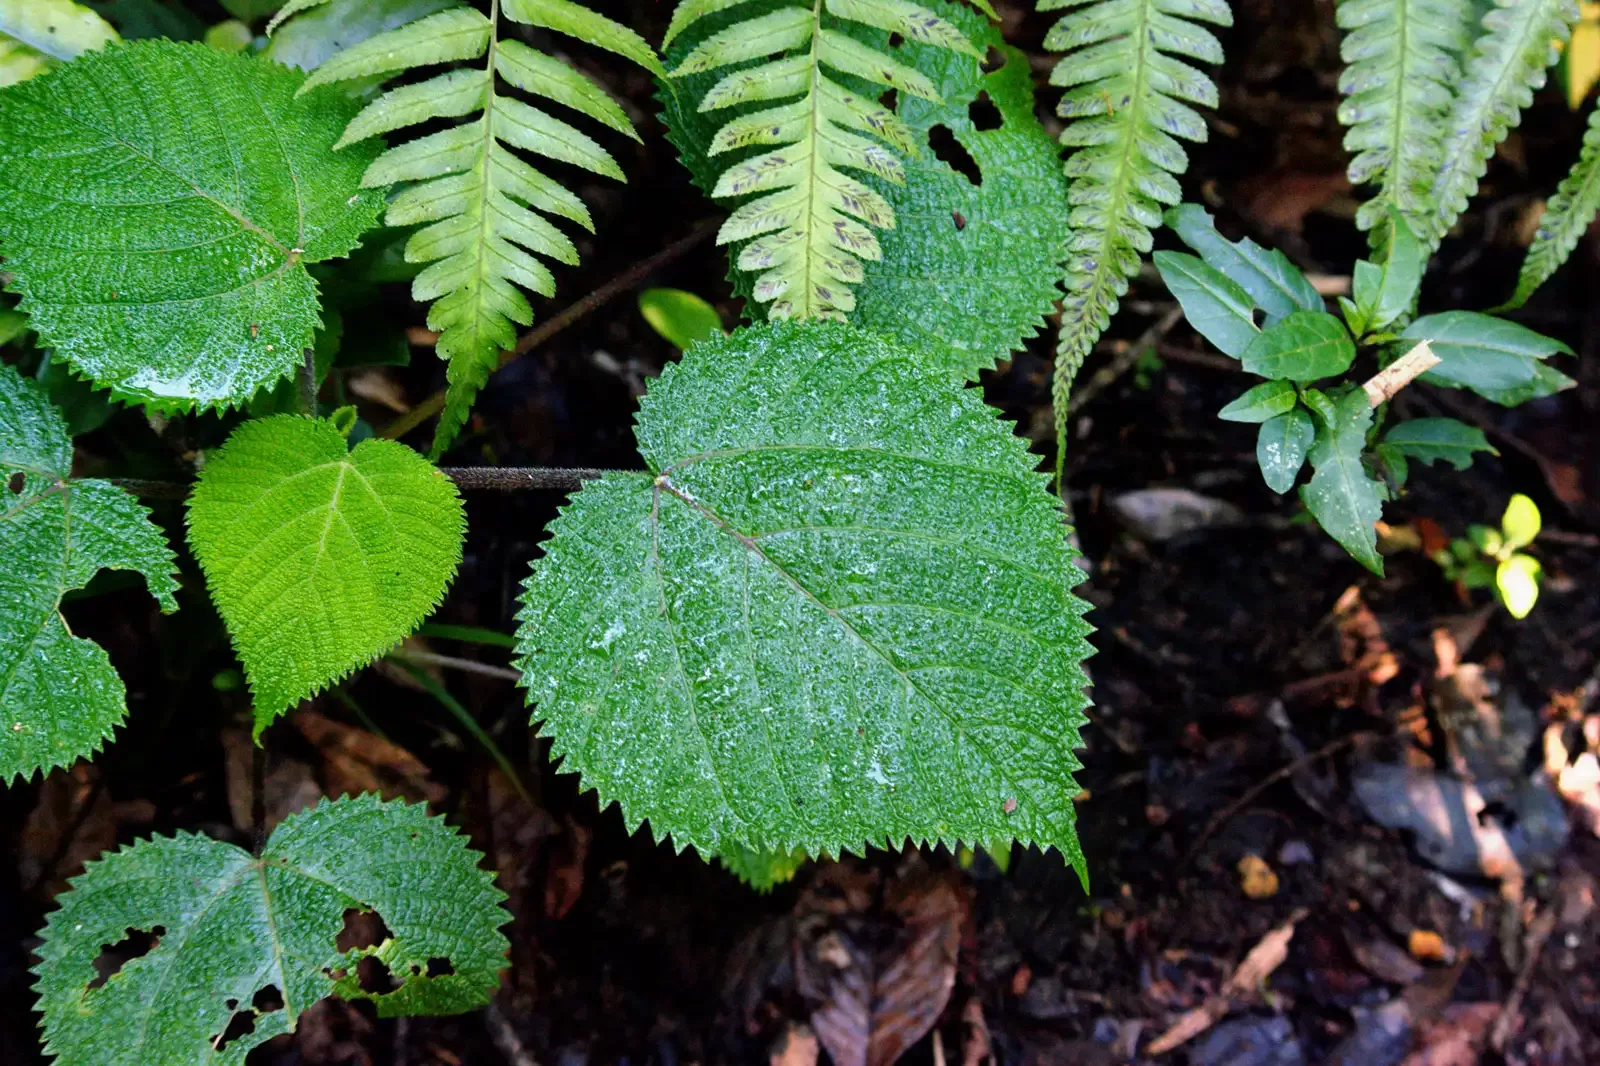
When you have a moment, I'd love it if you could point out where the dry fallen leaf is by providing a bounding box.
[1237,854,1280,899]
[293,708,445,806]
[19,764,116,898]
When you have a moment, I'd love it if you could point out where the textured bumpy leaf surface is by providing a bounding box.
[302,0,660,457]
[516,321,1093,866]
[0,42,386,410]
[187,416,465,732]
[0,0,118,86]
[34,795,510,1065]
[1506,102,1600,307]
[1335,0,1473,233]
[0,363,177,783]
[1417,0,1578,250]
[662,0,1069,378]
[1044,0,1232,442]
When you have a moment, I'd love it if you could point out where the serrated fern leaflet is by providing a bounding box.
[301,0,663,458]
[0,0,117,86]
[1506,100,1600,307]
[33,795,510,1066]
[1042,0,1232,476]
[1416,0,1578,250]
[0,363,178,784]
[1335,0,1473,235]
[515,321,1093,868]
[186,415,466,732]
[664,0,991,320]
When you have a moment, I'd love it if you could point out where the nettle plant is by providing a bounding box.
[0,0,1592,1056]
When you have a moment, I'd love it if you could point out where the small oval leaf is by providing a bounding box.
[1219,380,1297,423]
[1256,406,1315,493]
[1241,310,1357,382]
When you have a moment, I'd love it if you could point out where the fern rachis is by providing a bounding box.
[296,0,662,457]
[1040,0,1231,475]
[665,0,988,318]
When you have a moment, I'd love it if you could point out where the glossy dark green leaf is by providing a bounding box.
[1299,389,1386,574]
[1219,380,1297,423]
[1166,204,1323,322]
[1403,310,1573,390]
[1351,207,1425,334]
[1241,310,1356,382]
[1382,417,1496,470]
[1153,251,1258,358]
[1256,406,1314,493]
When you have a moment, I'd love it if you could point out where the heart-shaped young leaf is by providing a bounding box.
[1382,418,1496,471]
[0,41,386,410]
[1256,406,1315,493]
[1154,251,1259,358]
[33,794,510,1066]
[187,415,465,732]
[1166,204,1323,322]
[1402,311,1573,391]
[1349,207,1425,336]
[0,363,178,783]
[516,321,1093,868]
[1300,390,1386,574]
[1242,310,1357,382]
[1220,380,1297,423]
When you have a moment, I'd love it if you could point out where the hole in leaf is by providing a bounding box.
[888,32,903,47]
[87,925,165,991]
[968,91,1002,131]
[980,45,1006,73]
[252,985,285,1013]
[6,472,23,494]
[878,88,897,112]
[952,211,967,230]
[425,957,455,978]
[335,908,392,953]
[927,125,982,185]
[356,955,399,995]
[213,1008,257,1051]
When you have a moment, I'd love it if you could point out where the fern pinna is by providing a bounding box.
[1040,0,1231,469]
[663,0,995,320]
[293,0,663,457]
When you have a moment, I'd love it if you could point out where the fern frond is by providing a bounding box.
[1042,0,1232,469]
[265,0,331,36]
[1335,0,1474,233]
[1416,0,1578,250]
[1505,101,1600,306]
[303,0,662,457]
[666,0,984,319]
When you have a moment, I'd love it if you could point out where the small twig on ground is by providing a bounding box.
[1491,906,1557,1051]
[1363,340,1440,407]
[1067,306,1184,417]
[388,647,521,683]
[381,217,721,442]
[1146,909,1307,1055]
[1180,730,1377,868]
[485,1000,541,1066]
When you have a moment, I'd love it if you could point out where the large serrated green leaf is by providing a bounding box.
[187,415,465,732]
[660,0,1070,377]
[0,42,386,410]
[515,321,1093,868]
[33,794,510,1065]
[0,362,178,784]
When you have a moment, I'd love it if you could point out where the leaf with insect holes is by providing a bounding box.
[1300,389,1387,573]
[515,321,1093,866]
[0,42,386,410]
[32,794,510,1066]
[1242,311,1357,382]
[0,362,178,784]
[660,0,1071,379]
[1153,251,1258,358]
[186,415,465,733]
[1381,417,1495,470]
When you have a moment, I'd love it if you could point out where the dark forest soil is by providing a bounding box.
[4,1,1600,1064]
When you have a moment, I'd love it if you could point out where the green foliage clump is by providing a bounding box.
[0,362,178,784]
[33,795,510,1065]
